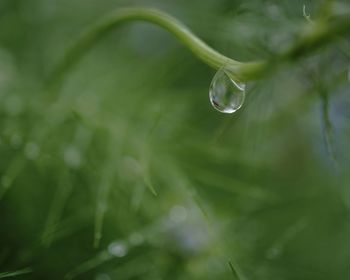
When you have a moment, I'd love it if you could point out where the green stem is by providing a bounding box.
[49,7,350,87]
[49,7,241,86]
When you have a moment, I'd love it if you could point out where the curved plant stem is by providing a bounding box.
[48,7,350,87]
[48,7,264,87]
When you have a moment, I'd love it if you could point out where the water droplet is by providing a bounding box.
[209,67,246,113]
[108,241,128,257]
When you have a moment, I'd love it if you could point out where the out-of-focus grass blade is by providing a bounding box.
[0,267,32,278]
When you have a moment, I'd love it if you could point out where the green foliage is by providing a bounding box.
[1,0,350,279]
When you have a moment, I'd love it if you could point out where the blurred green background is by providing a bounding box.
[1,0,350,279]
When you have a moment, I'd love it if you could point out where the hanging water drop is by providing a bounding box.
[209,67,246,113]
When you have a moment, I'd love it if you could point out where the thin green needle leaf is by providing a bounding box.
[65,251,112,280]
[0,268,33,279]
[228,261,240,280]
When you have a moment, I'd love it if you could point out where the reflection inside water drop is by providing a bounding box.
[209,67,246,113]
